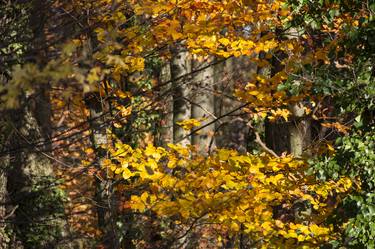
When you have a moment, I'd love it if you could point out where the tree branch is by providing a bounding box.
[254,131,279,158]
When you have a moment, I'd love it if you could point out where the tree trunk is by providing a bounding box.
[0,119,11,248]
[157,62,173,147]
[3,0,71,247]
[191,56,215,153]
[171,46,192,146]
[85,81,119,249]
[214,56,256,153]
[289,103,311,157]
[265,121,290,155]
[6,90,65,249]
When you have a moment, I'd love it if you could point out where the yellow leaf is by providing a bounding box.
[248,90,259,96]
[297,234,305,242]
[219,37,230,46]
[130,195,146,211]
[230,222,240,232]
[217,149,234,161]
[327,143,335,152]
[122,168,133,179]
[85,148,94,154]
[114,167,123,174]
[176,118,201,130]
[140,192,149,203]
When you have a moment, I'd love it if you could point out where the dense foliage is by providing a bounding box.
[0,0,374,248]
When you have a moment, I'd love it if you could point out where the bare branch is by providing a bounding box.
[254,131,279,158]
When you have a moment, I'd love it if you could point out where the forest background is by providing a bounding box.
[0,0,374,248]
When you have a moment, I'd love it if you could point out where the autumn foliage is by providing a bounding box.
[0,0,373,248]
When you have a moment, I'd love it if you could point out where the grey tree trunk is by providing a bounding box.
[214,56,256,153]
[2,0,70,247]
[191,57,215,153]
[84,38,119,247]
[6,89,66,249]
[157,62,173,147]
[171,46,192,146]
[289,103,311,157]
[0,119,11,248]
[87,96,119,249]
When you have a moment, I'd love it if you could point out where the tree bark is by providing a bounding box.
[3,1,70,248]
[157,62,173,147]
[289,103,311,157]
[87,95,119,249]
[214,56,256,153]
[6,90,64,249]
[191,56,215,153]
[0,119,11,248]
[171,46,192,146]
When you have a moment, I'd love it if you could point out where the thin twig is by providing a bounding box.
[1,205,18,220]
[177,102,251,143]
[254,131,279,158]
